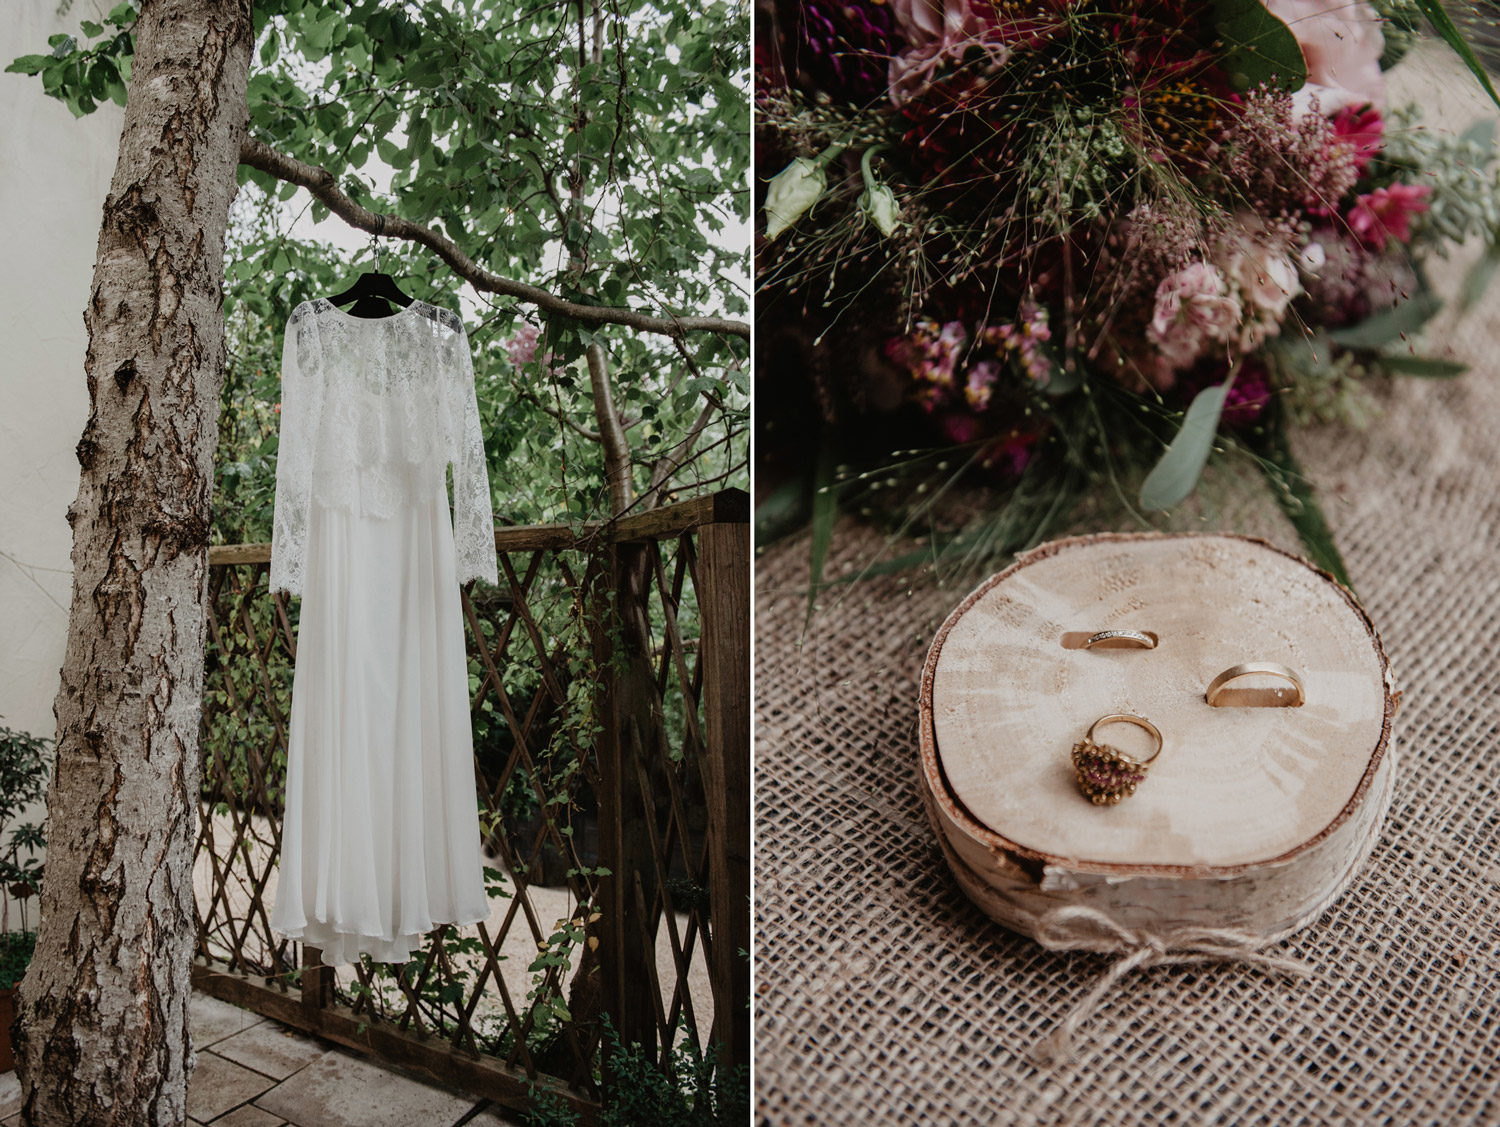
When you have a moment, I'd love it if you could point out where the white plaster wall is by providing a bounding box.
[0,0,125,915]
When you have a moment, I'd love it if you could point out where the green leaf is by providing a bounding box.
[1249,405,1353,591]
[1327,292,1442,349]
[1376,355,1467,378]
[1210,0,1306,92]
[754,473,811,547]
[4,55,51,76]
[806,441,837,623]
[1460,118,1496,155]
[1459,247,1500,315]
[1140,382,1230,511]
[1415,0,1500,110]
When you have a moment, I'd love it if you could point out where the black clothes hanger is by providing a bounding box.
[327,270,414,318]
[326,227,415,318]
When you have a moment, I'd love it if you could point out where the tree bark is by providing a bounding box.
[13,1,253,1124]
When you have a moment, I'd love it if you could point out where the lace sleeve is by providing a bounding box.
[448,324,499,587]
[269,306,319,596]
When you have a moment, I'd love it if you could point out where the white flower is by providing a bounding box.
[764,155,830,240]
[860,182,901,237]
[1264,0,1386,117]
[1228,245,1301,321]
[1297,241,1328,275]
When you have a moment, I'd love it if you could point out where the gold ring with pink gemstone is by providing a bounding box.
[1070,713,1164,806]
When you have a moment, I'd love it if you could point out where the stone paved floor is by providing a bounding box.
[0,990,527,1126]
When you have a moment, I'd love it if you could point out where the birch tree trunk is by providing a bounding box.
[13,1,253,1124]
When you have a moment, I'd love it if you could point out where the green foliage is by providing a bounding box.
[0,725,50,937]
[1415,0,1500,110]
[4,1,134,117]
[340,862,514,1044]
[0,931,37,991]
[14,0,750,538]
[522,1018,749,1127]
[200,587,292,813]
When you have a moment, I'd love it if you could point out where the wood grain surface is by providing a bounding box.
[920,532,1397,936]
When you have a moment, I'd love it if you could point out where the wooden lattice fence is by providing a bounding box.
[190,489,749,1122]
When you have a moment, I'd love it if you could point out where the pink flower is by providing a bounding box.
[1347,183,1432,249]
[886,319,968,404]
[1264,0,1385,118]
[965,358,999,409]
[939,412,981,445]
[886,0,1001,104]
[1332,105,1384,173]
[507,323,542,367]
[1148,263,1242,372]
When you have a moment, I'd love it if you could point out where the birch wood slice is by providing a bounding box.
[919,533,1398,941]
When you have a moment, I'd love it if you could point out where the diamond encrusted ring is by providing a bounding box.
[1082,629,1158,650]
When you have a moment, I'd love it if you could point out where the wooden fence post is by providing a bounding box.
[593,541,661,1058]
[696,494,750,1069]
[301,945,331,1022]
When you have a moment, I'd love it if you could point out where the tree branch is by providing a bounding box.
[517,388,603,441]
[238,136,749,340]
[587,343,635,514]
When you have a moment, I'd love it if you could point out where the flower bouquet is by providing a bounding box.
[756,0,1500,585]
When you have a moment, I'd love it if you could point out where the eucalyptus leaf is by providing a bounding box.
[1460,118,1496,154]
[1459,247,1500,315]
[1140,383,1230,511]
[1210,0,1306,92]
[1327,292,1443,349]
[1376,355,1468,378]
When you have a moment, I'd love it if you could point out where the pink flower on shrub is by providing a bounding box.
[939,412,981,445]
[507,323,543,367]
[1347,183,1431,249]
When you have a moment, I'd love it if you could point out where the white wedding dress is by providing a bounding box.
[267,297,498,966]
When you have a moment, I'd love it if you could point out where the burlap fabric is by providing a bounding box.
[754,54,1500,1126]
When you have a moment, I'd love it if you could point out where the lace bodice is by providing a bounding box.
[269,297,499,596]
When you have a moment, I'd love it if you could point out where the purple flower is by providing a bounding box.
[795,0,900,105]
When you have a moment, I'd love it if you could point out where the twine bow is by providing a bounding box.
[1030,905,1313,1065]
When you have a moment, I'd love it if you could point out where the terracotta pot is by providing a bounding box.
[0,986,15,1072]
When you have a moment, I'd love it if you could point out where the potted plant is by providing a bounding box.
[0,724,49,1072]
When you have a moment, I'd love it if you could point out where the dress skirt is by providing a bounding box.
[269,484,490,965]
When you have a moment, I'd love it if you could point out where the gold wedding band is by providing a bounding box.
[1205,662,1305,708]
[1071,713,1164,805]
[1083,629,1158,650]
